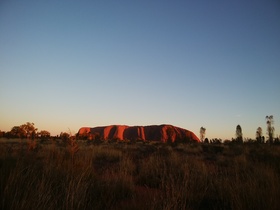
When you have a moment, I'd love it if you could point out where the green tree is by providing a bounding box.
[10,122,38,139]
[10,126,24,138]
[200,127,206,142]
[266,115,275,143]
[235,125,243,143]
[39,130,51,140]
[60,132,70,141]
[256,127,263,143]
[20,122,38,139]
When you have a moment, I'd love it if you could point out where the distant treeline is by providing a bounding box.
[1,115,279,144]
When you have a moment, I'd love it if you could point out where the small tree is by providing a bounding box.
[20,122,37,139]
[235,125,243,143]
[256,127,263,143]
[266,115,275,143]
[10,126,24,138]
[39,130,51,140]
[200,127,206,142]
[60,132,70,142]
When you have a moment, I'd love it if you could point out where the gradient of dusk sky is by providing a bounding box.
[0,0,279,139]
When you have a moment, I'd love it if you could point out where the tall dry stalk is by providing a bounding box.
[67,129,79,165]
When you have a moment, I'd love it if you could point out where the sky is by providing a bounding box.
[0,0,280,140]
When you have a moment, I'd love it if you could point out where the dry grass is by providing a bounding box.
[1,139,280,210]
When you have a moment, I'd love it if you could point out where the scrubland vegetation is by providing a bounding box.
[1,139,280,210]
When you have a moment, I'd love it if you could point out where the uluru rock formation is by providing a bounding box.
[77,124,200,143]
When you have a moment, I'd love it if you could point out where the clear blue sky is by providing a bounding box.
[1,0,279,139]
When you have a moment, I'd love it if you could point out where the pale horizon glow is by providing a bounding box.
[1,0,280,140]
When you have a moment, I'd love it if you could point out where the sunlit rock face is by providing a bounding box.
[77,124,200,143]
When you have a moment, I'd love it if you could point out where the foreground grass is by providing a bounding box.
[1,140,280,210]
